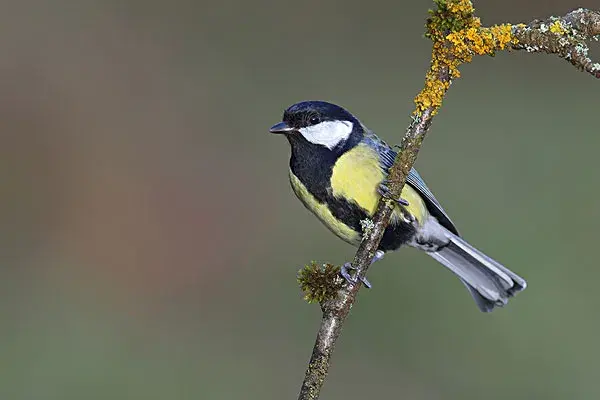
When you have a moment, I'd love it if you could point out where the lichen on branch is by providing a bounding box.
[416,0,517,115]
[511,9,600,78]
[415,3,600,118]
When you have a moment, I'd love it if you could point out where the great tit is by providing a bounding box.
[270,100,526,312]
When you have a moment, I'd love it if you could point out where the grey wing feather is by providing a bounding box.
[362,130,459,235]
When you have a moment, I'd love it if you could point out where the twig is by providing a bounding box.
[297,3,599,399]
[511,9,600,78]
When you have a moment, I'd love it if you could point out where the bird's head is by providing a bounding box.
[270,101,364,155]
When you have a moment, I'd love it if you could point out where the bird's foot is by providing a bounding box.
[340,263,372,288]
[378,181,409,206]
[339,251,385,289]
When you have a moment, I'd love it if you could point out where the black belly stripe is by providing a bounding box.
[379,221,416,251]
[318,192,417,251]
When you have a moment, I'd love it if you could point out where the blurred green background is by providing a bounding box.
[1,0,599,399]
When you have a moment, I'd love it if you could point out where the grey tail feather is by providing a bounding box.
[428,229,527,312]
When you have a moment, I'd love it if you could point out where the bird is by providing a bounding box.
[270,100,526,312]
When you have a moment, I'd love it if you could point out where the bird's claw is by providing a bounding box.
[378,182,409,206]
[340,262,372,288]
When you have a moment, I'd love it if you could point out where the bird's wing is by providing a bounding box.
[362,130,459,235]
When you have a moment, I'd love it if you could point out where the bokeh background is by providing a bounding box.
[2,0,599,399]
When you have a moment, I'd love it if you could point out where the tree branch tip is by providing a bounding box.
[511,8,600,78]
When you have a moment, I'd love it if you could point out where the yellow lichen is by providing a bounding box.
[549,20,566,35]
[447,23,515,58]
[415,0,519,115]
[446,1,473,15]
[414,69,451,112]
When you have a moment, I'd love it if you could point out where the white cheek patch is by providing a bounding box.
[298,121,353,150]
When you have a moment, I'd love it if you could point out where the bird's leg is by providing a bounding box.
[378,180,409,206]
[340,250,385,289]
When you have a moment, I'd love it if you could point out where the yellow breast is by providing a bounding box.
[288,143,429,246]
[330,144,428,224]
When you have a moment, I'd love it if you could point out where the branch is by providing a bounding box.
[297,3,599,399]
[511,9,600,78]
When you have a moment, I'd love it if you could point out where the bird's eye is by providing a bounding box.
[309,116,320,125]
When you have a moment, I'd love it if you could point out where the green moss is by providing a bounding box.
[297,262,343,304]
[426,0,475,41]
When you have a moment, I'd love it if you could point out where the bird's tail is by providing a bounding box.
[428,229,527,312]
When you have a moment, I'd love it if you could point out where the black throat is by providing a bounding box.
[287,135,336,202]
